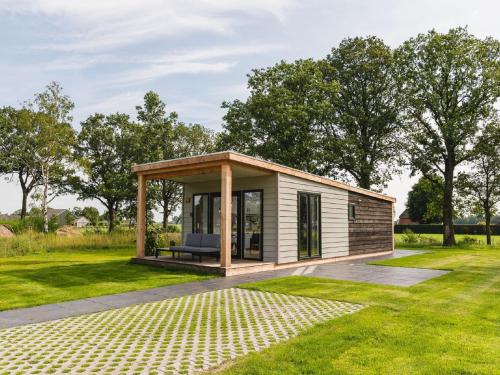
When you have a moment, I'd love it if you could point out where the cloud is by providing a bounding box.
[106,44,283,86]
[1,0,295,52]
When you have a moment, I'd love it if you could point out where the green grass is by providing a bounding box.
[214,247,500,374]
[0,247,214,311]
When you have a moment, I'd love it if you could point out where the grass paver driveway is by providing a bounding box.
[0,288,362,375]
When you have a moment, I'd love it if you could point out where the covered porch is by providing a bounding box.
[132,152,275,276]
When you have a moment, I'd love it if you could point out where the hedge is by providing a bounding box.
[394,224,500,235]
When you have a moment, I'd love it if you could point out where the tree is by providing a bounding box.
[81,207,100,226]
[395,27,500,246]
[136,91,177,230]
[73,113,140,232]
[0,107,42,219]
[218,59,338,175]
[457,121,500,245]
[324,36,402,189]
[136,92,216,231]
[406,176,444,224]
[28,82,75,233]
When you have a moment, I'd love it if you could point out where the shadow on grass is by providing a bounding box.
[2,259,212,288]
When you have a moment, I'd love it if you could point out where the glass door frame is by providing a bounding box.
[192,190,264,261]
[241,189,264,261]
[297,192,322,260]
[209,191,242,259]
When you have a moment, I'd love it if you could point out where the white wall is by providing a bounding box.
[277,173,349,263]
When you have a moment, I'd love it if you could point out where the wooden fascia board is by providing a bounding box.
[132,152,230,173]
[131,151,396,203]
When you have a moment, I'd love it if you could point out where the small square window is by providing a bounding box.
[348,204,356,220]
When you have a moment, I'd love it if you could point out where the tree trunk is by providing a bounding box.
[42,172,49,234]
[108,204,115,233]
[484,203,492,246]
[162,207,168,233]
[442,162,456,246]
[358,173,371,190]
[21,188,28,220]
[19,172,28,220]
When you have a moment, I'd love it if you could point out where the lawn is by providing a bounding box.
[0,247,214,311]
[213,247,500,374]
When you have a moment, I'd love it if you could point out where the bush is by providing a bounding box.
[401,229,420,244]
[458,236,480,246]
[0,216,58,234]
[166,224,181,233]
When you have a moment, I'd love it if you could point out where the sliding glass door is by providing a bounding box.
[242,190,263,260]
[194,190,263,260]
[193,194,209,233]
[298,192,321,259]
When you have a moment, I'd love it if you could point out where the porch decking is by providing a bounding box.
[132,250,395,276]
[132,256,275,276]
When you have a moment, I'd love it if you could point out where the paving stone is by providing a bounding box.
[0,288,363,375]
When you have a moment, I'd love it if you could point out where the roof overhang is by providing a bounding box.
[132,151,396,203]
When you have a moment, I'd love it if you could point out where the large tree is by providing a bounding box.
[73,113,140,232]
[324,36,402,189]
[395,27,500,246]
[218,59,338,175]
[457,120,500,245]
[135,92,215,231]
[29,82,75,232]
[406,176,444,224]
[0,107,41,219]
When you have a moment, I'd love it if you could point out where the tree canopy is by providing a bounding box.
[406,176,444,224]
[395,27,500,245]
[324,36,402,189]
[218,59,338,175]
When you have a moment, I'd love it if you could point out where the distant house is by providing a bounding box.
[398,209,418,224]
[46,208,70,227]
[74,216,91,228]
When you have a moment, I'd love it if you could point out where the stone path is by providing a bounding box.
[0,288,363,375]
[0,250,448,329]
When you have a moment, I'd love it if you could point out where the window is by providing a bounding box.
[192,194,209,233]
[348,204,356,220]
[243,191,263,260]
[298,192,321,259]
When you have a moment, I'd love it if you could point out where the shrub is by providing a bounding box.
[401,229,420,244]
[166,224,181,233]
[458,236,480,246]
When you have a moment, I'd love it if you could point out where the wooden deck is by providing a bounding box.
[131,256,275,276]
[132,250,393,277]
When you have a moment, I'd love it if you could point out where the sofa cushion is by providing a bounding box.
[201,234,220,249]
[169,246,219,254]
[185,233,203,247]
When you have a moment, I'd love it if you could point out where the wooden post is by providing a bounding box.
[220,163,232,268]
[136,174,147,258]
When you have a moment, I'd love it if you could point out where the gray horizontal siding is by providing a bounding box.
[277,173,349,263]
[182,174,278,262]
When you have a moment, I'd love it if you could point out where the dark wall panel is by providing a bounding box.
[348,192,393,256]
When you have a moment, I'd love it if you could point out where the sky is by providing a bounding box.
[0,0,499,218]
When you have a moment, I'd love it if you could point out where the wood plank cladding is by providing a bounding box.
[348,191,393,256]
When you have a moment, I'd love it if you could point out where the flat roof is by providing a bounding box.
[132,151,396,203]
